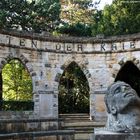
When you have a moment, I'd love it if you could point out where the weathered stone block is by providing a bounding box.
[91,131,140,140]
[55,73,61,82]
[45,63,51,67]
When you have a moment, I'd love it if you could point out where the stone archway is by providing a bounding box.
[0,54,37,111]
[58,61,90,114]
[115,61,140,97]
[110,57,140,81]
[0,54,37,79]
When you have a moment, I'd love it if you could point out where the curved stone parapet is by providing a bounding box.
[0,29,140,120]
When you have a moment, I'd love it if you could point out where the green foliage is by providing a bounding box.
[60,0,140,36]
[60,0,94,24]
[0,0,140,36]
[59,0,96,36]
[92,0,140,36]
[58,22,92,36]
[1,100,34,111]
[59,62,89,113]
[33,0,61,32]
[2,59,32,101]
[0,0,61,32]
[1,59,33,110]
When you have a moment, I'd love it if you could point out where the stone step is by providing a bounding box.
[75,133,92,140]
[59,113,91,124]
[59,113,90,119]
[62,121,105,140]
[60,116,90,119]
[64,122,104,140]
[61,118,91,123]
[59,113,89,116]
[66,128,94,134]
[59,114,105,140]
[63,121,105,127]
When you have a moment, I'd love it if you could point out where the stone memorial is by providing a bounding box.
[92,81,140,140]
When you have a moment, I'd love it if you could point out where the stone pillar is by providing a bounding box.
[38,90,58,118]
[90,91,96,120]
[90,90,107,121]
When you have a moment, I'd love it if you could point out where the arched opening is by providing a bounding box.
[0,59,33,111]
[115,61,140,97]
[59,61,90,114]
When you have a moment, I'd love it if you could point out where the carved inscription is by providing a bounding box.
[55,43,83,52]
[0,34,137,53]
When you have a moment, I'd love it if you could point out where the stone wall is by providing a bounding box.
[0,30,140,121]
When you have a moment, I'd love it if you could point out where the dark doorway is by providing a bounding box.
[115,61,140,97]
[59,62,89,113]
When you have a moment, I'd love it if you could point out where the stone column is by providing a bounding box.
[38,90,58,118]
[90,91,96,120]
[90,90,107,121]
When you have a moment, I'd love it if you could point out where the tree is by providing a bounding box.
[1,59,33,110]
[58,0,98,36]
[0,0,34,30]
[2,59,32,101]
[0,0,61,33]
[91,0,140,36]
[58,22,92,36]
[112,0,140,35]
[59,62,89,113]
[34,0,61,32]
[60,0,94,24]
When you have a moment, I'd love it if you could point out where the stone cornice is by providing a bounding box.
[0,29,140,43]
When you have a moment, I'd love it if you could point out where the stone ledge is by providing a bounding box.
[92,90,107,94]
[1,29,140,43]
[91,130,140,140]
[0,130,75,139]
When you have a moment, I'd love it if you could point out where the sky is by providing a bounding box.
[97,0,113,9]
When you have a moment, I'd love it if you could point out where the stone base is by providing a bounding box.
[90,130,140,140]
